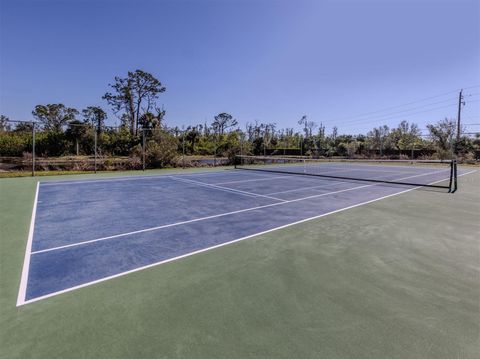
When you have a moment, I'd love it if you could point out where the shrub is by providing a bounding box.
[0,132,32,156]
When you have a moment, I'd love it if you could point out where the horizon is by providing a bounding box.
[1,0,479,135]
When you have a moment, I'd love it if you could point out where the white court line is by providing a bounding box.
[265,181,345,195]
[169,176,287,202]
[29,168,447,256]
[19,169,477,306]
[212,175,288,185]
[16,182,40,306]
[313,167,447,175]
[38,169,243,186]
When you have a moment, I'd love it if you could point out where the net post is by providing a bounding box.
[447,160,453,192]
[452,159,458,193]
[31,122,35,177]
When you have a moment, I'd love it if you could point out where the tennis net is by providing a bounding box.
[235,155,458,192]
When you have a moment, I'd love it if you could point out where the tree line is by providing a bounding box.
[0,69,479,169]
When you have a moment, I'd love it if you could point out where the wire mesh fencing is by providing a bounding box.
[0,121,232,176]
[2,120,476,176]
[0,121,35,174]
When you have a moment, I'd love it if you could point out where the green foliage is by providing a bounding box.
[14,122,34,132]
[139,112,162,130]
[391,121,421,151]
[195,135,216,155]
[32,104,79,131]
[183,126,202,154]
[143,131,179,168]
[82,107,107,133]
[2,114,478,166]
[218,131,241,161]
[99,128,138,156]
[212,113,238,135]
[0,131,32,156]
[2,70,479,168]
[35,131,68,156]
[65,121,94,155]
[455,135,479,159]
[103,70,166,134]
[427,118,455,154]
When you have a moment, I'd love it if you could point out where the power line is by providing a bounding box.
[462,85,480,90]
[337,103,458,129]
[329,89,460,122]
[340,97,480,128]
[464,99,480,104]
[337,99,480,130]
[324,86,480,129]
[333,99,457,126]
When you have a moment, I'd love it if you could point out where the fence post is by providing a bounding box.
[240,135,243,158]
[32,122,35,177]
[142,129,146,171]
[94,128,97,173]
[213,134,217,167]
[182,131,185,169]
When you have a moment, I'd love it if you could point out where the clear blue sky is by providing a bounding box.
[1,0,479,135]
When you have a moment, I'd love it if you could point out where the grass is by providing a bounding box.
[0,168,479,358]
[0,170,98,178]
[0,165,230,179]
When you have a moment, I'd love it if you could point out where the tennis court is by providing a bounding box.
[17,159,474,305]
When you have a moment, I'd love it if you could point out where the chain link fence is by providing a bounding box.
[1,120,477,176]
[0,121,229,176]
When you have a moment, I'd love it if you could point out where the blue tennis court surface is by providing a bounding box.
[17,164,468,305]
